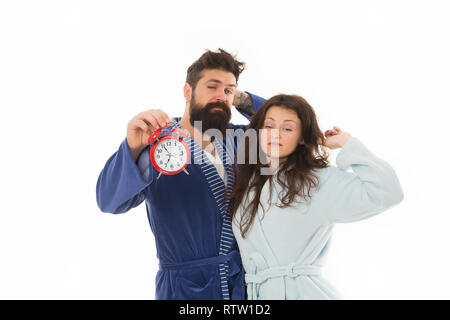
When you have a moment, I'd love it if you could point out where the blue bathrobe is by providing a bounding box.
[96,93,265,299]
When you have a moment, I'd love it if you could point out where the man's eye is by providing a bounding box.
[208,86,216,89]
[225,89,233,94]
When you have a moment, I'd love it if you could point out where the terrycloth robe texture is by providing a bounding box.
[96,93,265,299]
[233,137,404,299]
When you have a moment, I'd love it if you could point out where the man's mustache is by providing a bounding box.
[203,102,229,114]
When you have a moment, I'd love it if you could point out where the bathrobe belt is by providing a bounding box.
[245,263,322,284]
[159,250,242,277]
[245,253,322,299]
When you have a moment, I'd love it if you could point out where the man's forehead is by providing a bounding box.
[199,69,237,86]
[205,79,236,87]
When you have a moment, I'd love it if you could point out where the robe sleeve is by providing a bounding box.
[231,92,266,130]
[96,138,153,214]
[322,137,404,224]
[243,92,265,119]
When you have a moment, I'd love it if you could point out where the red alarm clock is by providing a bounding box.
[148,125,190,179]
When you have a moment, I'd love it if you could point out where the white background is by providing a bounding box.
[0,0,449,299]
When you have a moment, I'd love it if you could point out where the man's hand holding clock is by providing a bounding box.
[126,109,172,162]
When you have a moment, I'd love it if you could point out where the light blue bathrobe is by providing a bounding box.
[232,137,404,299]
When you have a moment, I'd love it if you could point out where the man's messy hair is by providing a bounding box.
[186,48,245,89]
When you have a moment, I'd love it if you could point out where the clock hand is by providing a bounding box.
[165,155,171,168]
[163,145,174,157]
[164,147,173,166]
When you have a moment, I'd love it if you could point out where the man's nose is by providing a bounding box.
[214,91,227,102]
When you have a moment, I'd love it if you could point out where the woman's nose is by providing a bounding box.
[270,129,280,139]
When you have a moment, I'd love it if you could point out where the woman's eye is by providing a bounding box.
[264,125,272,129]
[208,87,216,89]
[283,128,293,132]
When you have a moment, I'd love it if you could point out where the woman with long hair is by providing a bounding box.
[229,94,403,299]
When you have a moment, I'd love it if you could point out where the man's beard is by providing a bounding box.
[189,94,231,136]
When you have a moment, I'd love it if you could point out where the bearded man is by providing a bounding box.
[96,49,265,299]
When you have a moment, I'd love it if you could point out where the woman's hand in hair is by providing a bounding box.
[322,126,352,149]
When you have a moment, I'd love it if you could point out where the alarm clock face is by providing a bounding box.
[151,136,189,174]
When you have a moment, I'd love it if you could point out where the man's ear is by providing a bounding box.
[183,83,192,102]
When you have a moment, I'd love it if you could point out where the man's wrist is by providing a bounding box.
[130,145,146,163]
[234,91,254,116]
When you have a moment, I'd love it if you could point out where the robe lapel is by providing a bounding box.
[172,119,235,300]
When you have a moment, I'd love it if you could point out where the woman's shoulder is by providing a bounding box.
[313,165,342,186]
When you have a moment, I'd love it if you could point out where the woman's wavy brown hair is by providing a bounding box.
[229,94,329,238]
